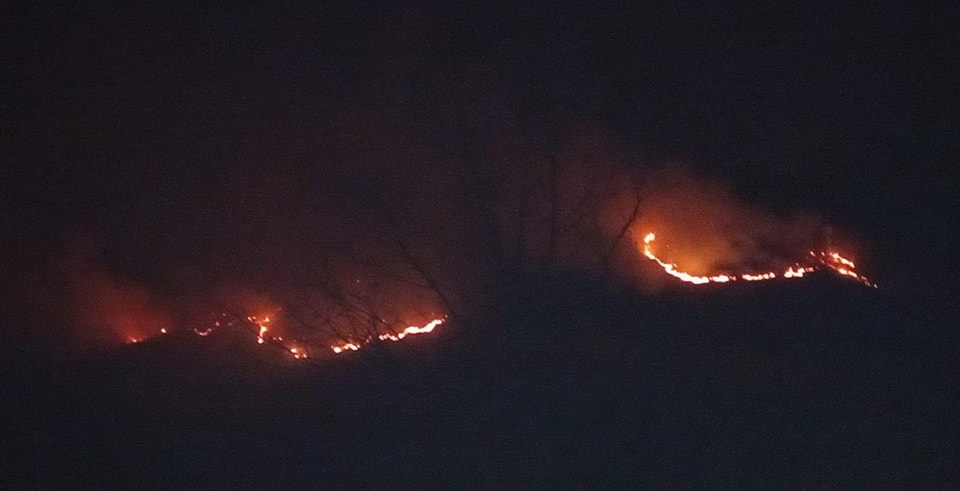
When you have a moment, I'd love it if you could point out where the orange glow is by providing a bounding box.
[249,315,271,345]
[641,233,735,284]
[331,317,446,354]
[288,346,308,359]
[813,251,877,287]
[125,311,446,358]
[332,342,362,354]
[642,232,876,287]
[116,311,299,359]
[742,273,776,281]
[378,318,445,341]
[783,266,815,278]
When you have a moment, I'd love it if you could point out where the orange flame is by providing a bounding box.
[244,315,277,346]
[331,317,446,354]
[377,318,445,341]
[331,342,363,354]
[642,232,875,287]
[127,313,445,358]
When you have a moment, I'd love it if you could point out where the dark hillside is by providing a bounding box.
[3,276,955,488]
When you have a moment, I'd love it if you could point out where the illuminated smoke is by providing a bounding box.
[54,235,172,347]
[29,130,877,357]
[632,168,824,275]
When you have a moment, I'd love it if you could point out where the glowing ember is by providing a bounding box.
[247,315,272,344]
[288,346,308,359]
[742,273,776,281]
[783,266,815,279]
[642,232,876,287]
[122,307,333,359]
[246,314,309,357]
[125,312,445,357]
[332,342,363,354]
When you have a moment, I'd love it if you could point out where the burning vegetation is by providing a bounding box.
[127,311,445,360]
[113,161,877,359]
[36,137,879,359]
[642,232,876,287]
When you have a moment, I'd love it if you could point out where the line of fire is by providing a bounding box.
[125,224,876,359]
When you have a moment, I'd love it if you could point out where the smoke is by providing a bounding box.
[340,118,849,297]
[16,119,863,355]
[448,121,840,290]
[632,166,829,279]
[45,235,172,348]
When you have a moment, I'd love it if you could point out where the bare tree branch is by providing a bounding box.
[602,176,644,279]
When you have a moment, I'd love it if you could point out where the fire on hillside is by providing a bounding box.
[641,232,876,288]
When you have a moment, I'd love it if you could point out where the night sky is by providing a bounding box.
[2,1,958,487]
[3,2,956,287]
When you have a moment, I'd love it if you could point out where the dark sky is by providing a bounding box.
[2,1,957,303]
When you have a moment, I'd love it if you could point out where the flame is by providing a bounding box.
[814,251,876,287]
[247,314,305,356]
[122,310,447,359]
[331,343,362,354]
[741,273,776,281]
[124,309,446,359]
[377,318,445,341]
[642,232,876,287]
[331,317,446,354]
[783,266,815,278]
[246,315,274,345]
[288,345,308,359]
[641,233,735,284]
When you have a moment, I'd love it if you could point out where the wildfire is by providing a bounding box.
[331,317,446,354]
[240,314,311,359]
[642,232,876,287]
[251,315,270,344]
[125,309,446,359]
[377,318,445,341]
[331,342,363,354]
